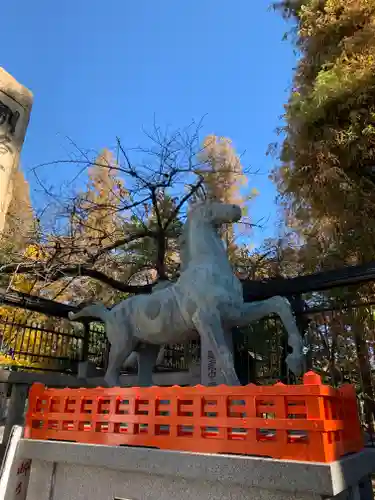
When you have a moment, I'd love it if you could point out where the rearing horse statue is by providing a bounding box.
[69,200,304,386]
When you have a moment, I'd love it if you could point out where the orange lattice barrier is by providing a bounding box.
[24,371,363,462]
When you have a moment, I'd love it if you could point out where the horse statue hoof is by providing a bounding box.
[285,353,304,377]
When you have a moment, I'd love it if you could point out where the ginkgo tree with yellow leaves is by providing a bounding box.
[197,134,259,261]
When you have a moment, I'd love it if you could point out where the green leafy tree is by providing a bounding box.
[272,0,375,422]
[273,0,375,266]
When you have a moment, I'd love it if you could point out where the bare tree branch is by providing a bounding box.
[1,262,153,294]
[0,119,258,303]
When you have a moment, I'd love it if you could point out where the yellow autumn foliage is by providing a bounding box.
[198,135,248,206]
[274,0,375,266]
[0,243,63,371]
[0,353,24,368]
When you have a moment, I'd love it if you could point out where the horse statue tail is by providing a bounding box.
[68,303,110,323]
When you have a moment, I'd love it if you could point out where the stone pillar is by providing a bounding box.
[0,68,33,234]
[3,384,29,450]
[0,382,9,421]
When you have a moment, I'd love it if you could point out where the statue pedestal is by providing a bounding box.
[11,440,375,500]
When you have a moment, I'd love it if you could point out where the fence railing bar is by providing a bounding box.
[2,351,81,361]
[300,301,375,315]
[0,320,84,339]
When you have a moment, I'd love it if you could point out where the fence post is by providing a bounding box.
[77,322,91,379]
[82,322,90,363]
[287,294,310,379]
[2,383,28,449]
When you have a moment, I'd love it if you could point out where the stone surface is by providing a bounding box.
[0,370,199,390]
[0,68,33,234]
[31,462,318,500]
[18,441,375,500]
[24,461,54,500]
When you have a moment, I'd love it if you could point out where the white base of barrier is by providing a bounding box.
[0,426,30,500]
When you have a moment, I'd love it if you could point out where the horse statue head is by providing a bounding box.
[178,200,242,271]
[178,199,242,268]
[187,199,242,227]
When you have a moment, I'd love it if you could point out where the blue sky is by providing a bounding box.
[3,0,296,248]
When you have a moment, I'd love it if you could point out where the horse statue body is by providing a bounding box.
[120,227,190,372]
[69,200,304,387]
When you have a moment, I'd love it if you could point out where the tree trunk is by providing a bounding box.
[354,326,375,432]
[156,233,167,280]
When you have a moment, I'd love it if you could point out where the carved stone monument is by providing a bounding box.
[200,330,234,385]
[0,68,33,234]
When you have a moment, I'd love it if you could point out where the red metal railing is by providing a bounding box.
[24,371,363,462]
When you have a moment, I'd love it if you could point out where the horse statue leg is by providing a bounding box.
[69,304,137,388]
[193,308,240,386]
[122,346,165,387]
[136,344,162,387]
[104,324,136,387]
[236,296,304,377]
[123,346,166,370]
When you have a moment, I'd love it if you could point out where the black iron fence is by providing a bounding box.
[156,341,200,372]
[1,262,375,398]
[0,311,107,374]
[0,291,373,390]
[0,308,196,375]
